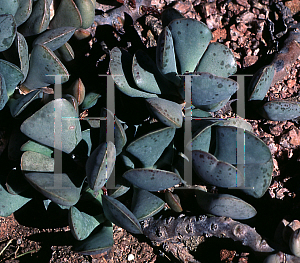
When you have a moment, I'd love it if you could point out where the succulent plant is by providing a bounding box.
[247,23,300,121]
[0,2,297,262]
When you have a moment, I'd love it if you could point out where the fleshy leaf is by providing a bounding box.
[49,0,82,29]
[109,47,157,98]
[217,118,253,133]
[168,18,212,74]
[114,116,127,156]
[20,99,82,154]
[24,172,82,206]
[192,150,244,188]
[18,0,51,36]
[21,151,54,172]
[0,0,19,16]
[131,187,165,221]
[0,184,31,217]
[73,222,113,255]
[0,14,17,52]
[109,185,130,198]
[73,0,95,29]
[161,8,184,27]
[214,126,273,198]
[132,50,172,95]
[196,189,257,220]
[14,0,33,26]
[8,89,42,117]
[146,98,183,128]
[69,206,104,240]
[86,141,116,191]
[290,229,300,257]
[260,101,300,121]
[23,44,69,89]
[33,27,76,51]
[156,27,180,86]
[54,42,75,62]
[0,59,24,96]
[248,64,275,101]
[102,195,143,234]
[21,140,53,157]
[64,78,85,106]
[198,97,231,112]
[126,127,176,168]
[0,74,8,111]
[165,191,183,212]
[191,72,239,107]
[81,92,101,110]
[196,42,237,77]
[192,108,212,118]
[81,129,92,156]
[2,32,29,82]
[123,168,182,192]
[189,120,220,152]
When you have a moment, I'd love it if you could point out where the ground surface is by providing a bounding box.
[0,0,300,262]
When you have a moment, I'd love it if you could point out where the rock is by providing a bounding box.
[230,24,240,41]
[212,28,227,42]
[289,128,300,146]
[237,22,248,33]
[285,0,300,15]
[206,14,222,30]
[243,55,258,67]
[236,0,251,9]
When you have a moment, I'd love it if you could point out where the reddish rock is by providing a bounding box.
[289,128,300,146]
[206,14,222,30]
[230,24,239,41]
[173,1,193,15]
[243,55,258,67]
[287,78,296,89]
[211,28,227,42]
[201,2,217,18]
[237,22,248,33]
[285,0,300,15]
[236,0,251,9]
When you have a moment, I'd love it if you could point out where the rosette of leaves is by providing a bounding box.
[247,27,300,121]
[107,9,273,221]
[0,0,96,111]
[109,9,238,112]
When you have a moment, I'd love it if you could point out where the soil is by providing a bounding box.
[1,0,300,262]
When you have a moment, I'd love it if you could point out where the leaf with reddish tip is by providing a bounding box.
[50,0,82,29]
[23,44,69,89]
[18,0,51,36]
[33,27,76,51]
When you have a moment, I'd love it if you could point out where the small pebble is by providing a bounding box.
[128,254,135,261]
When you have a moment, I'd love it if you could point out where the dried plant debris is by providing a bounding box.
[142,215,274,262]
